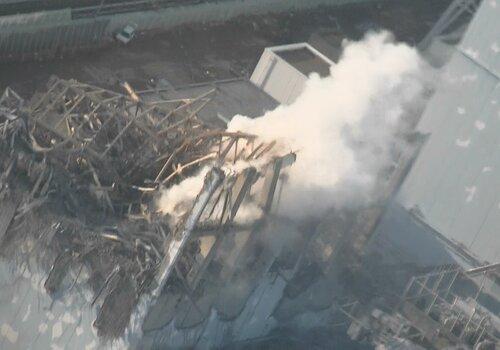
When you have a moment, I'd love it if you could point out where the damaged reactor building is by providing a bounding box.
[0,0,499,349]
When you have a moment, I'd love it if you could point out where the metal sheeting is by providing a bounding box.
[398,0,500,264]
[250,43,335,105]
[0,262,101,350]
[0,9,70,30]
[0,197,18,242]
[0,0,371,61]
[366,202,458,267]
[101,0,372,37]
[251,47,307,105]
[0,9,108,61]
[459,0,500,77]
[0,220,301,349]
[139,220,301,349]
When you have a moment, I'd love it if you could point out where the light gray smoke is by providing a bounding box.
[157,31,430,221]
[228,31,429,218]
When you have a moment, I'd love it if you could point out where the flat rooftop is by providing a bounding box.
[146,78,278,126]
[275,46,332,77]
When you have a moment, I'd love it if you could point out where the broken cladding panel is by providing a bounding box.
[0,195,20,243]
[0,87,24,112]
[151,167,225,300]
[185,167,260,289]
[260,152,296,213]
[0,79,299,340]
[229,167,258,221]
[129,167,226,337]
[8,78,233,212]
[44,250,74,296]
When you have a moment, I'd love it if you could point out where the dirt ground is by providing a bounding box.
[0,0,451,97]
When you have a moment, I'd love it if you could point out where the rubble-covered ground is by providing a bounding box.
[0,75,294,339]
[0,74,400,347]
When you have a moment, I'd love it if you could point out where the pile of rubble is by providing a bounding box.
[0,77,293,338]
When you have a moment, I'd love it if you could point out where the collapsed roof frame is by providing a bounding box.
[332,263,500,349]
[399,265,500,348]
[0,78,295,338]
[0,76,287,214]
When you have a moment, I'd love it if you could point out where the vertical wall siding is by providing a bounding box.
[0,0,370,61]
[0,21,110,60]
[103,0,369,34]
[0,10,110,60]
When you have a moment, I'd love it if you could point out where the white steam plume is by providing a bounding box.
[227,31,428,218]
[157,166,210,219]
[157,165,263,224]
[156,32,429,221]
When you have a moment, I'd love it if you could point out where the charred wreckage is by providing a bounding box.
[0,77,297,339]
[1,77,498,349]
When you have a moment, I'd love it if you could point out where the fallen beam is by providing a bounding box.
[0,195,20,243]
[152,167,224,299]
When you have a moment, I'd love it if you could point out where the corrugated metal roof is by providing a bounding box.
[398,0,500,264]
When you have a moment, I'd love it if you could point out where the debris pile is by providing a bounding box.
[0,77,293,338]
[339,265,500,349]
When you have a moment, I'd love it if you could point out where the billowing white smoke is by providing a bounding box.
[157,166,210,219]
[227,31,428,218]
[157,165,263,224]
[157,31,429,221]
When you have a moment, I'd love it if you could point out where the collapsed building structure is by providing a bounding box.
[0,73,303,346]
[0,1,499,350]
[0,44,406,349]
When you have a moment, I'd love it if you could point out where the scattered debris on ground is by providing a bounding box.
[0,78,293,338]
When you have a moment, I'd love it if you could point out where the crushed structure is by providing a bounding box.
[0,77,294,340]
[0,1,499,349]
[341,264,500,349]
[0,73,399,349]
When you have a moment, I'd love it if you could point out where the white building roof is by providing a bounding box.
[398,0,500,264]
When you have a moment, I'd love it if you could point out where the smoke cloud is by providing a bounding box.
[157,31,430,221]
[227,31,428,218]
[157,166,210,219]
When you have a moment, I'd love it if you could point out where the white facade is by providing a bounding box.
[250,43,335,105]
[398,0,500,264]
